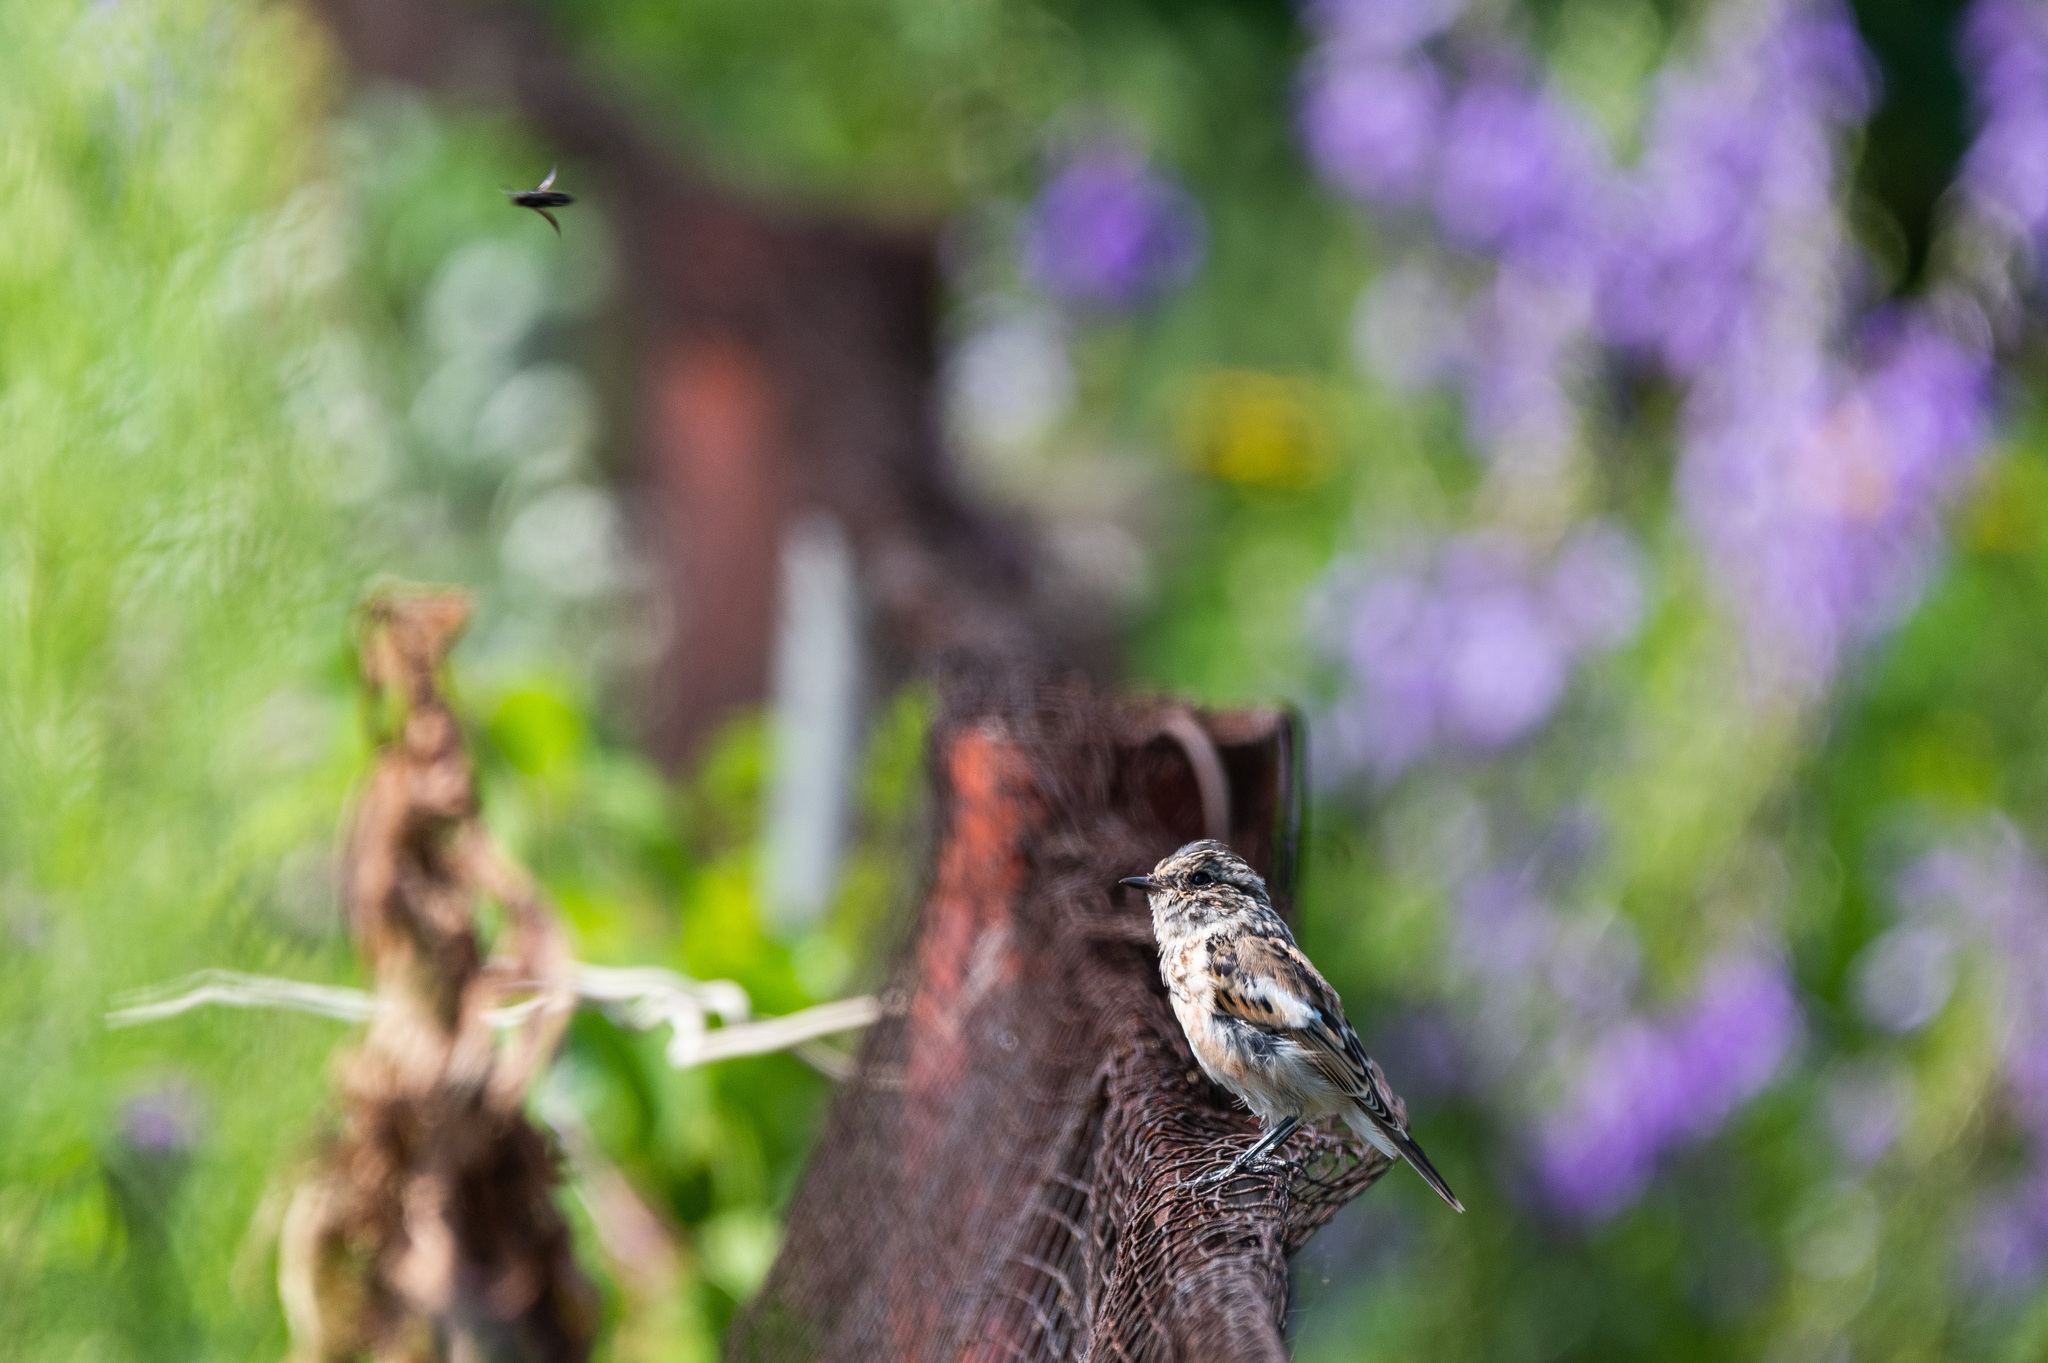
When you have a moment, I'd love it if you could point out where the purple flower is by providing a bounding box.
[1023,141,1205,309]
[1336,568,1447,775]
[1299,55,1445,207]
[1960,0,2048,243]
[1536,1021,1687,1219]
[1546,523,1646,652]
[1299,0,1461,54]
[1898,819,2048,945]
[1436,582,1570,749]
[1598,2,1870,374]
[1583,1,1989,696]
[1335,538,1568,771]
[1676,954,1804,1123]
[1678,314,1991,693]
[1299,0,1991,705]
[1457,262,1592,470]
[1431,71,1606,268]
[1970,1175,2048,1291]
[1328,528,1642,778]
[119,1082,204,1157]
[1536,952,1800,1219]
[1595,87,1768,371]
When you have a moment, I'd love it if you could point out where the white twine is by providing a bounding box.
[107,965,878,1075]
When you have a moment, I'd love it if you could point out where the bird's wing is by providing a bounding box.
[539,165,557,192]
[1211,929,1461,1210]
[537,207,562,236]
[1210,932,1408,1133]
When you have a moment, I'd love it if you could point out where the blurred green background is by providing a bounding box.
[8,0,2048,1358]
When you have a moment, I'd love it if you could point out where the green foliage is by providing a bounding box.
[0,4,930,1359]
[15,0,2048,1359]
[0,2,363,1355]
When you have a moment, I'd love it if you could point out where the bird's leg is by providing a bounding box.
[1189,1116,1302,1189]
[1237,1114,1303,1170]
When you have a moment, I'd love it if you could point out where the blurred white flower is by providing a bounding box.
[475,362,600,472]
[1823,1060,1912,1167]
[424,238,546,358]
[1354,260,1467,390]
[411,354,510,457]
[499,485,623,599]
[943,308,1075,457]
[1852,922,1956,1034]
[1041,518,1152,614]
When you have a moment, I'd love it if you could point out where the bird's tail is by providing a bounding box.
[1348,1108,1464,1212]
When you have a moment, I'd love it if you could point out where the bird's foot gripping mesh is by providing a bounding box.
[731,692,1394,1362]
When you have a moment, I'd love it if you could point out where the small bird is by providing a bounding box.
[1121,840,1463,1210]
[506,166,574,235]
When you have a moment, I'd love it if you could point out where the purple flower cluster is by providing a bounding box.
[1296,0,1458,207]
[1638,7,1993,690]
[1299,53,1444,208]
[1600,7,1871,370]
[1886,821,2048,1286]
[1681,317,1993,691]
[1022,139,1206,310]
[1959,0,2048,253]
[1298,0,2048,1244]
[1324,525,1642,778]
[1534,954,1801,1219]
[1304,7,1607,479]
[1308,0,2001,699]
[1299,2,1603,264]
[1431,69,1606,268]
[1446,843,1801,1221]
[1454,858,1640,1058]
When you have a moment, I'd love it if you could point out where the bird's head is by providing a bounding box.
[1119,839,1270,936]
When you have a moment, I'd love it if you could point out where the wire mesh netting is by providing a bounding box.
[731,686,1394,1362]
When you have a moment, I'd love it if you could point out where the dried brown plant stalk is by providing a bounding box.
[279,590,596,1363]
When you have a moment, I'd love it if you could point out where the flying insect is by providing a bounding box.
[507,166,574,235]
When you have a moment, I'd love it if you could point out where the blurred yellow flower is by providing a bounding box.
[1963,451,2046,558]
[1179,370,1334,490]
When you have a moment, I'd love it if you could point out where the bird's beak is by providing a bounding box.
[1118,875,1159,892]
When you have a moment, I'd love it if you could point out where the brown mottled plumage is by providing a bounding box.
[1122,840,1463,1210]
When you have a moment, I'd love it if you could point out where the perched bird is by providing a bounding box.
[506,166,574,235]
[1121,840,1463,1210]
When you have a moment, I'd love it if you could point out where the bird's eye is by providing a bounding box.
[1189,871,1214,888]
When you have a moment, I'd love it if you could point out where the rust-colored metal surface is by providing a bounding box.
[732,691,1386,1362]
